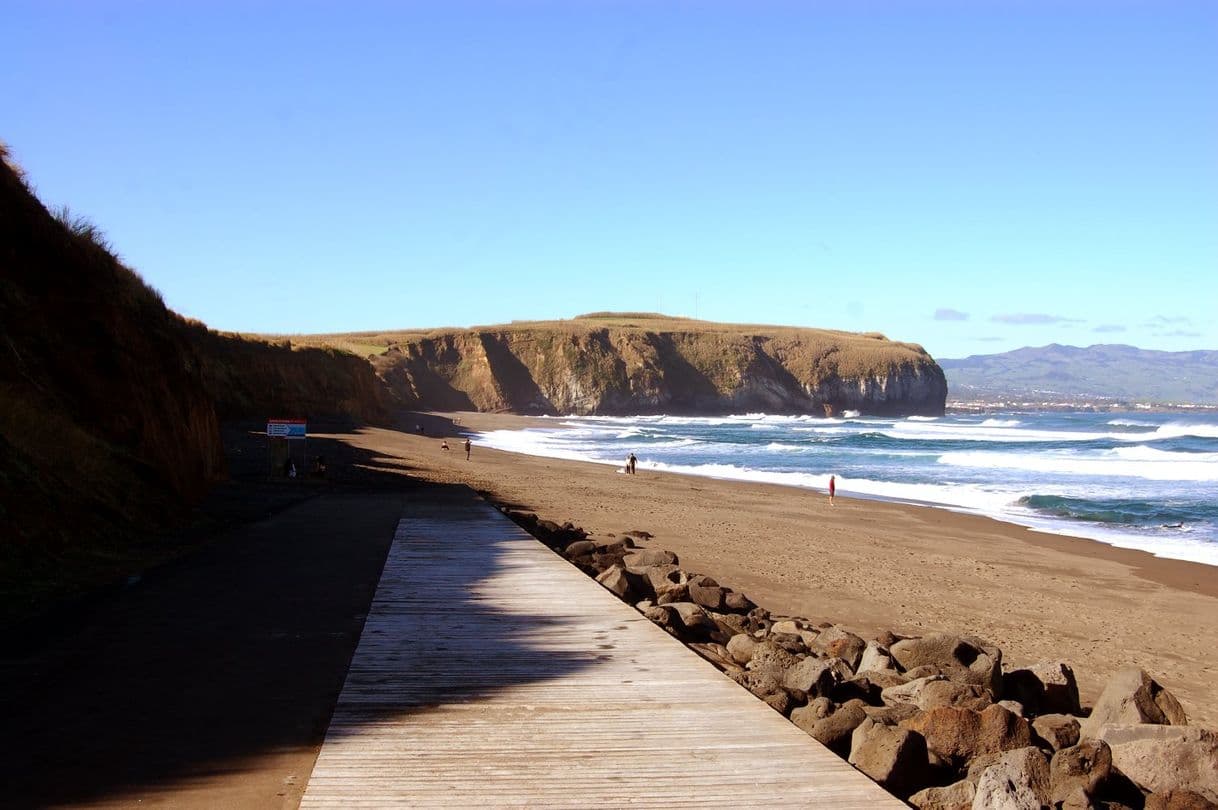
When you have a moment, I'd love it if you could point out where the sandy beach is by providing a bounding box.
[337,411,1218,728]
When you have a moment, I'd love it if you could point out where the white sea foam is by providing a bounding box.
[907,415,939,421]
[648,438,703,449]
[938,447,1218,482]
[842,410,861,418]
[638,460,1019,512]
[1144,423,1218,440]
[1004,513,1218,566]
[475,413,1218,567]
[882,423,1110,443]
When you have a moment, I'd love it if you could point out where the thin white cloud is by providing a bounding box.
[991,313,1084,325]
[934,308,969,321]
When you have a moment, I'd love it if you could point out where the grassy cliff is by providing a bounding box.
[0,149,227,618]
[0,148,389,622]
[295,314,948,417]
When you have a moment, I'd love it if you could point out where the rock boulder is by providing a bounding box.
[908,779,976,810]
[593,565,640,601]
[687,575,726,611]
[1032,713,1081,751]
[810,699,870,756]
[1003,660,1081,716]
[782,656,839,697]
[1145,790,1218,810]
[622,548,678,568]
[726,633,758,665]
[971,746,1051,809]
[882,675,947,707]
[858,641,898,674]
[723,590,756,613]
[1096,724,1218,803]
[1080,668,1188,739]
[916,680,994,712]
[811,626,867,671]
[890,634,1003,695]
[790,697,835,734]
[900,704,1033,769]
[1049,738,1113,805]
[848,718,931,797]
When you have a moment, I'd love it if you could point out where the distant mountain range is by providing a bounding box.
[939,344,1218,405]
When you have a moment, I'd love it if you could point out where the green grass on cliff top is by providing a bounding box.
[271,313,932,361]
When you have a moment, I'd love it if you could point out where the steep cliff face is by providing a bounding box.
[374,318,947,416]
[1,153,225,607]
[185,325,390,423]
[0,150,392,621]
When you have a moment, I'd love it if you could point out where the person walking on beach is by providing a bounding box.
[464,438,471,460]
[628,452,637,475]
[828,474,836,505]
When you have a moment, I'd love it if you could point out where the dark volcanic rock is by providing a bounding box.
[907,779,976,810]
[623,548,679,568]
[1145,790,1218,810]
[687,575,726,611]
[849,718,932,797]
[811,626,867,671]
[972,746,1051,809]
[1003,660,1081,716]
[723,590,756,614]
[900,704,1033,769]
[890,634,1003,695]
[1033,713,1081,752]
[809,699,870,756]
[1050,738,1113,805]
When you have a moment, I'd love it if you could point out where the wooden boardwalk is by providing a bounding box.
[301,491,902,808]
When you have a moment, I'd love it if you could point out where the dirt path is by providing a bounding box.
[0,489,409,808]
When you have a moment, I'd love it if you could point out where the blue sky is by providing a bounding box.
[3,1,1215,359]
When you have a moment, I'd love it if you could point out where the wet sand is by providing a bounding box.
[342,411,1218,727]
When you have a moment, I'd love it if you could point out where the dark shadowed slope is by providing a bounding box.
[0,148,392,624]
[0,149,225,621]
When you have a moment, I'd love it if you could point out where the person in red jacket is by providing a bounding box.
[828,475,836,505]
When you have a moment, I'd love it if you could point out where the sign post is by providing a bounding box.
[266,419,308,478]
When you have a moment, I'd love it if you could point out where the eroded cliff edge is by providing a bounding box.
[371,316,947,417]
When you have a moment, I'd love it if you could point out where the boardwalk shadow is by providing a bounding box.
[322,489,599,730]
[0,427,595,807]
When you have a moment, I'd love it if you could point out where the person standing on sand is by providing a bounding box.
[828,475,836,505]
[628,452,637,475]
[464,438,471,460]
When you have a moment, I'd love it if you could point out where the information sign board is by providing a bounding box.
[267,419,307,439]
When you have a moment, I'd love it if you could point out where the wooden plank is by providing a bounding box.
[301,493,903,808]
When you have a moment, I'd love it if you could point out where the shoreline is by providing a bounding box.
[452,410,1217,598]
[338,411,1218,726]
[469,410,1218,571]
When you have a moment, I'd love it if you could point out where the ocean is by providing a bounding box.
[474,410,1218,567]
